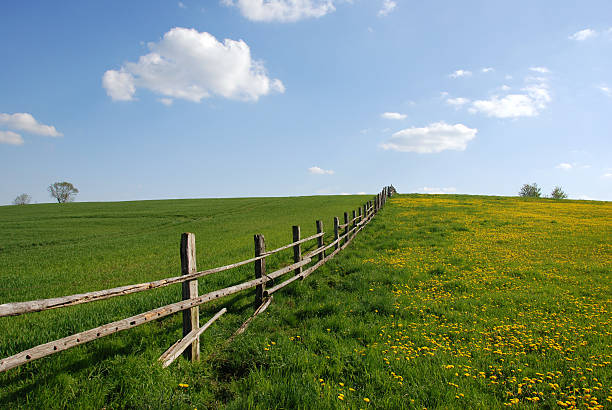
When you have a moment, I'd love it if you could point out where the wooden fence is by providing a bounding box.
[0,187,394,372]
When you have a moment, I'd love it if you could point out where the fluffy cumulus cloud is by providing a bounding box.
[446,97,470,107]
[381,112,406,120]
[556,163,572,170]
[0,112,62,137]
[378,0,397,17]
[308,166,334,175]
[102,27,285,103]
[381,122,477,154]
[222,0,335,22]
[469,81,551,119]
[481,67,494,73]
[0,130,24,145]
[569,28,597,41]
[449,69,472,78]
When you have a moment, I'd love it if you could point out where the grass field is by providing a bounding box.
[0,194,610,409]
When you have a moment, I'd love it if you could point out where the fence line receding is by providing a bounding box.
[0,186,395,373]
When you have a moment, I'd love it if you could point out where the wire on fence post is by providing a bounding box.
[180,232,200,362]
[316,220,324,261]
[254,234,266,309]
[292,225,302,276]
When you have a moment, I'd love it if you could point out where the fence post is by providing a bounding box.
[254,234,266,309]
[343,212,349,245]
[333,217,339,250]
[180,233,200,362]
[358,207,362,225]
[363,204,367,221]
[352,210,356,237]
[316,220,324,261]
[292,225,302,276]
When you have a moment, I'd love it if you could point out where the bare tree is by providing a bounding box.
[13,193,31,205]
[519,183,541,198]
[48,182,79,203]
[550,186,568,199]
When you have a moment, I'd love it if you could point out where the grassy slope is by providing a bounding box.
[0,195,370,408]
[1,194,611,409]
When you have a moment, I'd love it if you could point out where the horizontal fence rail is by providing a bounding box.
[0,186,395,373]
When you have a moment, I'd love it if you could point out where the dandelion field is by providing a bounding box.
[0,194,610,408]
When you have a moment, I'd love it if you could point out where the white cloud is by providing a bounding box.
[421,187,457,194]
[102,70,136,101]
[599,85,611,97]
[556,163,572,170]
[0,130,24,145]
[378,0,396,17]
[103,27,284,103]
[481,67,494,73]
[178,1,186,8]
[569,28,597,41]
[0,113,62,137]
[381,112,406,120]
[222,0,335,22]
[381,122,477,154]
[309,166,334,175]
[469,82,550,118]
[446,97,470,107]
[449,69,472,78]
[500,85,511,91]
[529,66,550,74]
[603,173,612,178]
[158,98,174,106]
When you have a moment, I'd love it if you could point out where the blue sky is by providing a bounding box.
[1,0,611,204]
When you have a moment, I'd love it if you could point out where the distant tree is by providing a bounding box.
[519,183,541,198]
[550,186,568,199]
[13,193,31,205]
[48,182,79,203]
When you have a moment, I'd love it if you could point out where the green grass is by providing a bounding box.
[1,194,610,409]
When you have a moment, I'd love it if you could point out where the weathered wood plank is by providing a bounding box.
[316,220,324,261]
[0,234,325,319]
[0,257,311,373]
[292,226,302,276]
[159,308,226,368]
[180,233,199,362]
[334,216,339,250]
[254,234,266,309]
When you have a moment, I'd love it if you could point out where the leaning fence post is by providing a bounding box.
[180,232,200,362]
[292,225,302,276]
[334,217,339,250]
[254,234,266,309]
[316,220,324,261]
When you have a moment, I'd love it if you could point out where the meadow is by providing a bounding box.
[0,194,610,409]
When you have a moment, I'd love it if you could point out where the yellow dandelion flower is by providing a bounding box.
[364,397,370,403]
[178,383,189,388]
